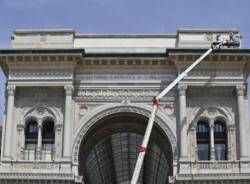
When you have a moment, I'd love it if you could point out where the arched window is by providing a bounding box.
[42,119,55,160]
[196,120,210,160]
[25,120,38,160]
[214,121,227,160]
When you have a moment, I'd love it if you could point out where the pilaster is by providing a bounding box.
[3,85,16,161]
[178,84,190,174]
[63,85,73,161]
[178,84,188,160]
[236,85,248,160]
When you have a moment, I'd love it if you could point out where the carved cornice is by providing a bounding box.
[0,55,80,66]
[79,58,169,66]
[170,54,250,64]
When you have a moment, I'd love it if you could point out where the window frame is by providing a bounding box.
[196,120,210,161]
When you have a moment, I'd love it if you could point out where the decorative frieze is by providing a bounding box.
[11,162,59,171]
[191,161,240,170]
[0,55,80,63]
[80,59,169,66]
[170,54,248,63]
[10,69,73,80]
[75,89,175,101]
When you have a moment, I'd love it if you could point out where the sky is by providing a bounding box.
[0,0,250,124]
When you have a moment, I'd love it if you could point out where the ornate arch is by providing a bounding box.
[71,103,177,164]
[191,106,233,128]
[22,106,62,125]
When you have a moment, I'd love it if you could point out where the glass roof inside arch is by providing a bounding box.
[85,132,169,184]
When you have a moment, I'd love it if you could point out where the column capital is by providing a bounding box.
[7,85,16,96]
[209,118,215,128]
[190,125,196,131]
[178,85,187,96]
[236,85,245,96]
[16,124,25,131]
[64,85,74,96]
[55,124,63,131]
[227,124,235,131]
[37,119,43,127]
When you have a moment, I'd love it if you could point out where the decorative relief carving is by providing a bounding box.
[12,162,59,171]
[162,102,175,116]
[10,69,72,79]
[78,104,88,118]
[190,104,233,126]
[192,161,239,170]
[75,89,174,101]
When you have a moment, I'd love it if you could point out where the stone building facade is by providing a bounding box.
[0,29,250,184]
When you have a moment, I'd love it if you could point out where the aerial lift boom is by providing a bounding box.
[130,34,241,184]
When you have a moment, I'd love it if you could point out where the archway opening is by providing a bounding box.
[78,112,173,184]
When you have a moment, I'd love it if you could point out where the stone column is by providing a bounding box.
[236,85,248,160]
[63,85,73,160]
[178,85,188,160]
[209,119,215,160]
[37,120,42,160]
[3,85,16,161]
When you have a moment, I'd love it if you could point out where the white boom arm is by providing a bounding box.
[130,42,224,184]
